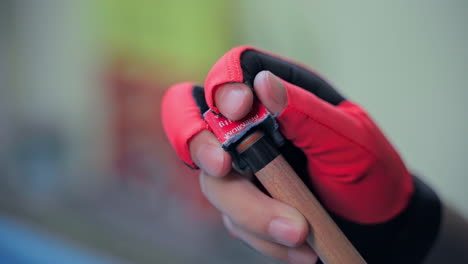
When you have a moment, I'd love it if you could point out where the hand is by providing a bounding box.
[162,81,316,264]
[161,46,414,264]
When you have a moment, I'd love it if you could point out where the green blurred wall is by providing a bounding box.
[97,0,233,79]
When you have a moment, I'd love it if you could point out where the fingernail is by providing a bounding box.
[288,246,318,264]
[254,71,287,114]
[265,71,287,108]
[196,144,225,177]
[216,83,252,120]
[268,218,303,246]
[222,215,238,239]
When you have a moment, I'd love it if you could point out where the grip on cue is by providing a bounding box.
[237,131,366,264]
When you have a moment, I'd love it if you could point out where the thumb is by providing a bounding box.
[253,71,370,173]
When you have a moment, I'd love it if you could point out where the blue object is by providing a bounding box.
[0,215,122,264]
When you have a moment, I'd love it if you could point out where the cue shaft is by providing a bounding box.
[237,131,366,264]
[256,155,365,264]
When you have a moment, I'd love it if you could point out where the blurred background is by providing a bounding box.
[1,0,467,263]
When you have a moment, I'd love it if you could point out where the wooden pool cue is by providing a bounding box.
[236,130,366,264]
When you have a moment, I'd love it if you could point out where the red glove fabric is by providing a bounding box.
[162,82,208,168]
[162,46,413,224]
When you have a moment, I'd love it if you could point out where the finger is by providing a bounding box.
[189,130,232,177]
[214,82,253,120]
[223,215,318,264]
[199,171,308,246]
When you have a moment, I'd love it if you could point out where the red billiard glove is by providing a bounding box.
[163,46,413,224]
